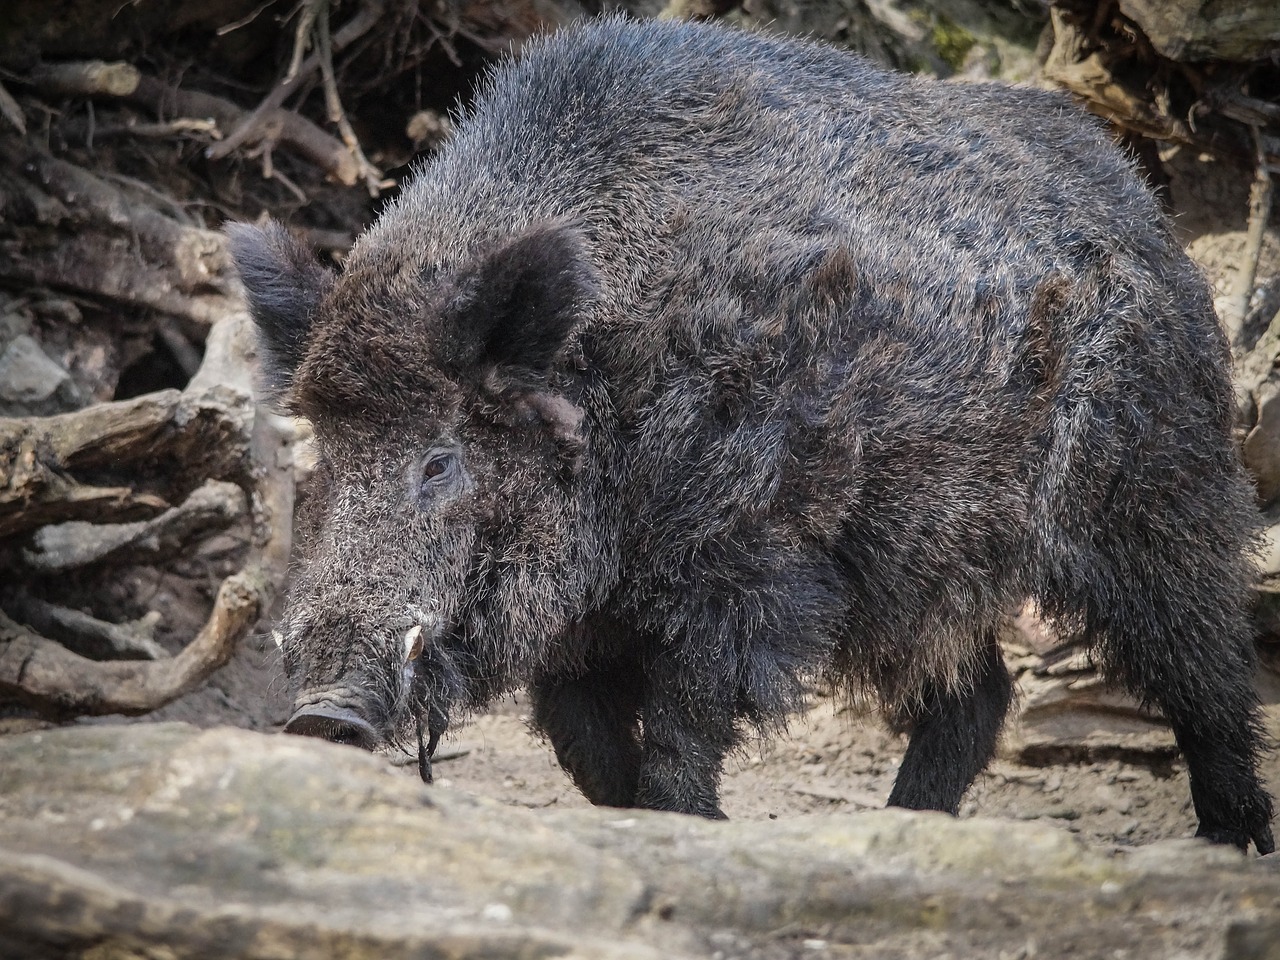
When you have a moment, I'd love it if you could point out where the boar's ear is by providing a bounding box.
[224,220,334,395]
[449,224,597,376]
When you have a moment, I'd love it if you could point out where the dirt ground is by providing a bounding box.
[388,683,1280,849]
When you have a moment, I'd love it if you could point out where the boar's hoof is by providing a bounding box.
[284,704,380,751]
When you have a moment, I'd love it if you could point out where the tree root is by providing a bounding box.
[24,481,248,573]
[0,592,166,661]
[0,308,298,719]
[0,569,265,719]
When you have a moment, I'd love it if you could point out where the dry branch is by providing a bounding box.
[204,0,386,193]
[29,61,141,98]
[0,592,165,661]
[0,81,25,134]
[24,480,248,573]
[0,570,265,719]
[128,74,366,187]
[18,57,371,187]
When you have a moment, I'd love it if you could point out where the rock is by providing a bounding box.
[1117,0,1280,63]
[1260,520,1280,577]
[0,722,1277,959]
[1245,382,1280,508]
[738,0,1046,81]
[0,333,82,415]
[1008,656,1180,764]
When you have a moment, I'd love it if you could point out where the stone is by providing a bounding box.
[0,334,71,406]
[1117,0,1280,63]
[0,722,1277,959]
[1244,381,1280,508]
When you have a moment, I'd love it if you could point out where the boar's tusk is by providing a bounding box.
[403,624,424,662]
[271,629,284,650]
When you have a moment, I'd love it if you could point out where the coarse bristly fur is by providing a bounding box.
[226,15,1275,850]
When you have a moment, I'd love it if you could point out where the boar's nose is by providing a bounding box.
[283,704,380,751]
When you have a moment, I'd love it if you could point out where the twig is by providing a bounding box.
[271,166,310,203]
[0,79,25,134]
[25,57,377,188]
[216,0,281,36]
[110,74,365,186]
[314,0,384,196]
[83,118,221,140]
[1227,128,1274,342]
[28,61,141,98]
[204,0,382,163]
[287,0,325,82]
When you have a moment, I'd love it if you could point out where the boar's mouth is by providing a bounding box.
[282,669,449,784]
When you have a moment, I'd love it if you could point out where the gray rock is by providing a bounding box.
[0,334,70,404]
[1118,0,1280,63]
[0,723,1277,959]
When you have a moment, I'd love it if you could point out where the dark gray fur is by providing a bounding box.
[227,16,1275,851]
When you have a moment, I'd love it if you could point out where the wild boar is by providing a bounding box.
[227,15,1275,851]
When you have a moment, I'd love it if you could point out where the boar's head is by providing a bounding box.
[226,220,601,776]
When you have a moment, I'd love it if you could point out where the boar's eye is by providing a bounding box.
[423,454,452,481]
[413,447,462,505]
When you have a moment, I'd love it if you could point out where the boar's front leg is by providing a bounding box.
[887,631,1013,815]
[633,646,737,819]
[530,663,644,808]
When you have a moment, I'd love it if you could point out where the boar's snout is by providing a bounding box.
[284,702,380,751]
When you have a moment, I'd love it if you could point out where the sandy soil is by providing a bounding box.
[409,684,1280,850]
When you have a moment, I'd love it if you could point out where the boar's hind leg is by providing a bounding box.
[1039,433,1275,853]
[1084,572,1275,853]
[887,631,1012,815]
[530,665,643,808]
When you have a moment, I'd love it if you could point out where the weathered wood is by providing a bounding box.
[0,307,297,718]
[23,480,247,573]
[0,592,166,661]
[0,570,264,718]
[0,390,251,539]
